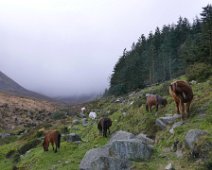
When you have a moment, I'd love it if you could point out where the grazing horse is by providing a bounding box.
[146,94,167,112]
[97,117,112,137]
[43,130,61,153]
[169,80,193,119]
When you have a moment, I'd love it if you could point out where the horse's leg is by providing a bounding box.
[156,104,158,111]
[146,104,149,112]
[175,100,180,114]
[186,101,191,118]
[180,101,186,120]
[50,140,54,151]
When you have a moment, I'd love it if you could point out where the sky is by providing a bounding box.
[0,0,210,97]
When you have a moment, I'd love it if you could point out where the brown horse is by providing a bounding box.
[43,130,61,153]
[97,117,112,137]
[146,94,167,112]
[169,80,193,119]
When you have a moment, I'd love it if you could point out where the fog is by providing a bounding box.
[0,0,210,97]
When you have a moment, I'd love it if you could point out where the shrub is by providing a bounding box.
[51,112,66,120]
[186,63,212,82]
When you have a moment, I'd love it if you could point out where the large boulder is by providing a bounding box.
[136,133,154,145]
[109,138,153,161]
[185,129,207,150]
[109,130,135,144]
[90,156,131,170]
[80,145,110,170]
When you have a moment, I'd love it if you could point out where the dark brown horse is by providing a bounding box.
[146,94,167,112]
[43,130,61,153]
[97,117,112,137]
[169,80,193,119]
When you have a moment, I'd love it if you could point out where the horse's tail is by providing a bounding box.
[57,133,61,149]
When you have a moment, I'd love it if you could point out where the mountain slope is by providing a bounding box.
[0,71,49,100]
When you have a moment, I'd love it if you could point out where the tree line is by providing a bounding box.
[107,5,212,96]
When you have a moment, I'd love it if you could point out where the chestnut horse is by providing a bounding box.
[97,117,112,137]
[146,94,167,112]
[43,130,61,153]
[169,80,193,119]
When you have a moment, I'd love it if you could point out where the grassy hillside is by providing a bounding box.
[0,77,211,170]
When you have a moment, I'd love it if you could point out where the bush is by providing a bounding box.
[51,112,66,120]
[186,63,212,82]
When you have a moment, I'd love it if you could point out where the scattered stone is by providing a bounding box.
[66,133,81,143]
[72,119,80,125]
[169,121,184,134]
[82,118,88,126]
[165,163,175,170]
[79,112,86,118]
[185,129,207,150]
[0,133,11,138]
[176,149,183,158]
[156,119,167,130]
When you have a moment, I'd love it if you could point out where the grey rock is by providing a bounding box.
[82,118,88,126]
[90,156,131,170]
[109,139,153,161]
[176,149,183,158]
[66,133,81,142]
[136,133,154,145]
[156,119,167,130]
[165,163,175,170]
[109,130,135,144]
[79,112,86,118]
[0,133,11,138]
[169,121,184,134]
[80,145,110,170]
[72,119,80,125]
[185,129,207,150]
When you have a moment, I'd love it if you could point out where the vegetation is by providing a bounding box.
[108,4,212,96]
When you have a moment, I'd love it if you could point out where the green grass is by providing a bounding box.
[0,78,211,170]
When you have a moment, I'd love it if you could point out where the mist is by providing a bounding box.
[0,0,210,97]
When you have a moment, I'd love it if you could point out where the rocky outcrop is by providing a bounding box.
[90,156,131,170]
[110,138,153,161]
[80,145,110,170]
[80,130,154,170]
[109,130,135,144]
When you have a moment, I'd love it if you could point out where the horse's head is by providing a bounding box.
[162,98,168,106]
[42,140,49,151]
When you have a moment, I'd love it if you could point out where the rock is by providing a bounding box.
[109,139,153,161]
[122,112,127,117]
[66,133,81,142]
[82,118,88,126]
[156,114,182,130]
[109,131,135,144]
[80,145,110,170]
[72,119,80,125]
[0,133,11,138]
[90,156,131,170]
[185,129,207,150]
[176,149,183,158]
[79,112,86,118]
[156,119,167,130]
[165,163,175,170]
[136,133,154,145]
[169,121,184,134]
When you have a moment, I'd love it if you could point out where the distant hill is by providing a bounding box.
[0,70,50,100]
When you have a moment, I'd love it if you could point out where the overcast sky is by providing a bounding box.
[0,0,210,97]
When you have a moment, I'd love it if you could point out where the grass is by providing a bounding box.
[0,78,211,170]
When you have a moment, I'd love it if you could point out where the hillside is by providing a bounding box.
[0,77,211,170]
[0,71,50,100]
